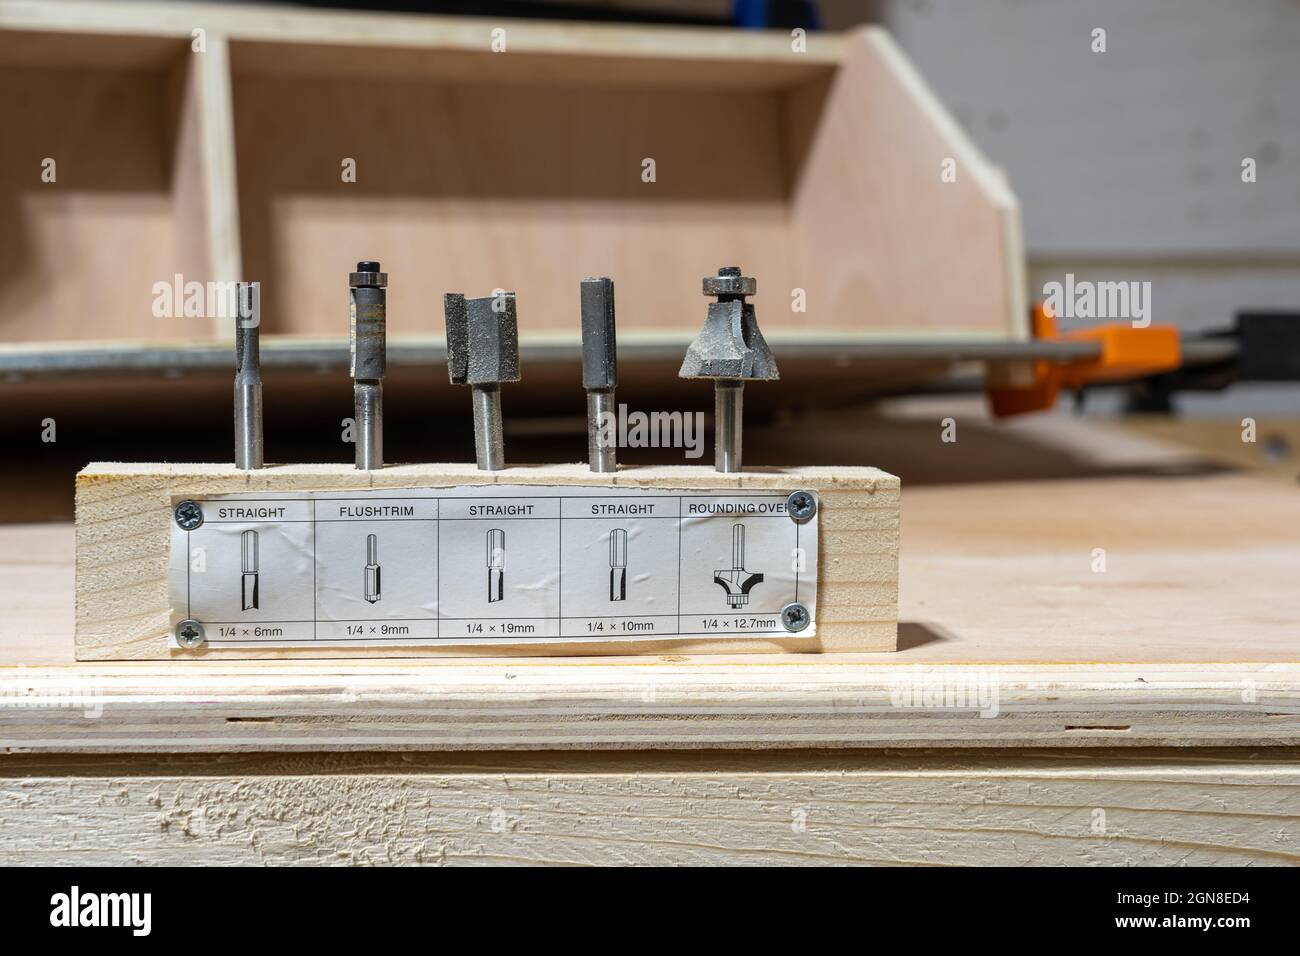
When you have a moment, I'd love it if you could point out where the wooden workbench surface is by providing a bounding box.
[3,413,1297,753]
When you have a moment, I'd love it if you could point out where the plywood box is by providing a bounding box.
[0,0,1025,353]
[74,462,900,660]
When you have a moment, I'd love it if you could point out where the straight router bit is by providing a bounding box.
[233,281,263,470]
[444,291,521,471]
[580,277,618,472]
[364,533,381,604]
[679,267,779,472]
[350,260,387,470]
[241,529,259,610]
[486,528,505,602]
[609,528,627,601]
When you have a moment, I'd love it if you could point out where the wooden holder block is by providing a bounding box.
[75,463,899,660]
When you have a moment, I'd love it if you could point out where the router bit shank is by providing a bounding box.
[350,261,387,470]
[233,281,263,470]
[580,277,618,472]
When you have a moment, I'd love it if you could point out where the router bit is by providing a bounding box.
[233,281,263,470]
[350,260,387,470]
[678,266,779,472]
[486,528,505,602]
[714,523,764,608]
[364,533,381,604]
[580,277,618,472]
[609,528,627,601]
[241,529,259,610]
[444,291,521,471]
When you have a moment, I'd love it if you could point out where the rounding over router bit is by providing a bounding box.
[444,291,521,471]
[679,266,779,473]
[580,277,618,472]
[350,260,387,470]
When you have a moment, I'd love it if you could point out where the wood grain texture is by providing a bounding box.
[1,749,1295,865]
[0,659,1296,754]
[74,463,900,660]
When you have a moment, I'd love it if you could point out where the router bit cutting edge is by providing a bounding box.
[350,260,387,471]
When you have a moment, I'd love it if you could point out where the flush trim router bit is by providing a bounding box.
[350,260,387,470]
[580,277,618,472]
[444,291,521,471]
[233,281,263,470]
[679,267,779,472]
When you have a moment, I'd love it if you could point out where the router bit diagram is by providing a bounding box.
[364,534,381,604]
[486,528,505,602]
[241,529,259,610]
[714,523,764,608]
[609,528,627,601]
[171,486,817,644]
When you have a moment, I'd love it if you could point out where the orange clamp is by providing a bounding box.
[987,304,1181,417]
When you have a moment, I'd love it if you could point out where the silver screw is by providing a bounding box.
[780,602,811,633]
[174,500,204,530]
[175,619,206,648]
[786,490,817,522]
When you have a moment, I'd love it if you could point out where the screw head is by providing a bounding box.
[175,619,206,649]
[174,500,204,530]
[786,489,818,522]
[780,603,811,633]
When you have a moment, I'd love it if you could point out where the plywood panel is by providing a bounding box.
[787,28,1026,339]
[0,59,197,343]
[232,72,798,338]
